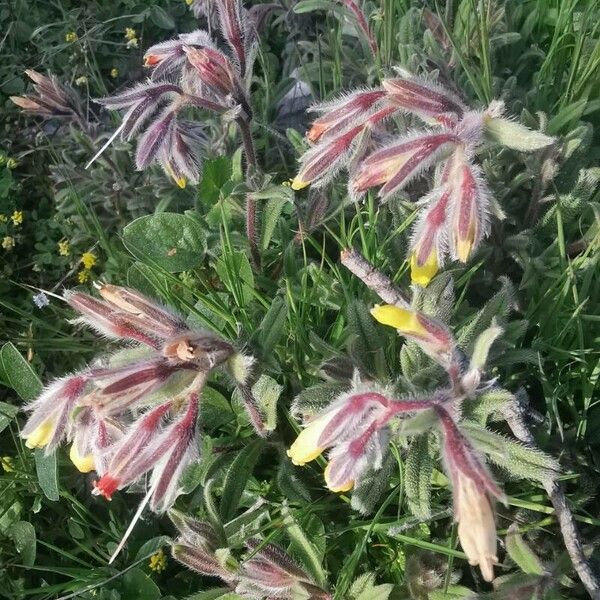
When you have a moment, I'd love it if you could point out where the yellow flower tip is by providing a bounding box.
[287,415,330,466]
[410,251,438,287]
[370,304,426,337]
[324,464,354,493]
[456,238,473,263]
[290,177,309,191]
[69,444,96,473]
[24,420,54,449]
[110,68,119,79]
[175,176,186,189]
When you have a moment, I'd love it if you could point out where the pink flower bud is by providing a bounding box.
[184,46,238,99]
[382,76,465,126]
[352,132,459,199]
[307,89,386,142]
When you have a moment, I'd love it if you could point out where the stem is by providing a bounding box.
[340,248,409,307]
[237,117,261,269]
[504,401,600,599]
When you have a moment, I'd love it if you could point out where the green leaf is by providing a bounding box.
[34,449,59,501]
[198,157,232,206]
[215,250,255,307]
[505,524,545,575]
[119,568,161,599]
[201,386,235,430]
[405,434,433,519]
[250,375,282,432]
[123,213,206,273]
[185,590,239,600]
[260,195,288,250]
[134,535,170,561]
[7,521,36,566]
[149,5,175,29]
[0,343,43,401]
[292,382,349,417]
[470,323,503,370]
[351,453,394,515]
[220,438,265,521]
[293,0,335,13]
[253,296,287,357]
[485,117,554,151]
[0,401,19,434]
[281,504,327,587]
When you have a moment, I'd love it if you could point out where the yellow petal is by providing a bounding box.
[290,177,309,191]
[370,304,427,337]
[456,238,473,262]
[175,176,186,189]
[324,463,354,493]
[69,444,96,473]
[24,420,54,449]
[287,414,330,466]
[410,251,439,287]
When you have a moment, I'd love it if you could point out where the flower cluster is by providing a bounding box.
[287,249,511,581]
[21,283,257,513]
[88,0,256,187]
[170,511,332,599]
[293,74,555,285]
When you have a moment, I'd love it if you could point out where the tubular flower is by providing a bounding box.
[370,304,455,367]
[437,406,504,582]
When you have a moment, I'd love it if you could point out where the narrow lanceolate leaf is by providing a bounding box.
[34,449,59,501]
[485,117,554,151]
[220,439,265,522]
[0,343,43,401]
[352,132,458,199]
[506,524,546,576]
[405,434,433,519]
[280,504,327,587]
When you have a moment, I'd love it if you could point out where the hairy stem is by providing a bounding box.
[504,401,600,599]
[340,248,409,307]
[237,117,260,269]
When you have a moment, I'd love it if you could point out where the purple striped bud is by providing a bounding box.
[338,0,377,56]
[185,46,239,100]
[144,30,216,80]
[11,70,81,120]
[382,76,465,126]
[236,539,331,599]
[446,154,491,263]
[216,0,253,75]
[307,89,387,142]
[135,108,177,171]
[352,132,459,199]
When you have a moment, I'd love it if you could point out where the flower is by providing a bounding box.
[127,38,139,49]
[2,236,15,250]
[33,292,50,309]
[1,456,14,472]
[149,549,167,572]
[11,210,23,225]
[6,158,17,169]
[58,239,70,256]
[125,27,137,41]
[69,443,96,473]
[78,269,91,283]
[75,76,88,86]
[370,304,455,367]
[287,412,333,465]
[0,214,6,223]
[65,31,78,43]
[110,67,119,78]
[81,252,97,269]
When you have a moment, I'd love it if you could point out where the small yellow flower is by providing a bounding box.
[58,239,71,256]
[370,304,428,337]
[184,0,193,5]
[126,38,139,49]
[24,420,54,449]
[1,456,14,472]
[2,236,15,250]
[290,177,309,191]
[0,214,7,223]
[78,269,91,284]
[75,76,88,86]
[287,413,334,466]
[65,31,78,43]
[124,27,137,41]
[6,158,17,169]
[410,251,439,287]
[149,549,167,573]
[81,251,97,269]
[11,210,23,226]
[69,444,96,473]
[110,67,119,78]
